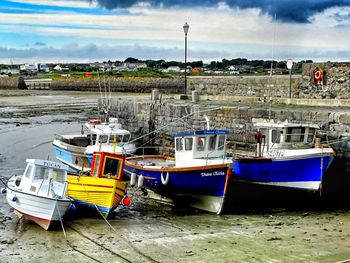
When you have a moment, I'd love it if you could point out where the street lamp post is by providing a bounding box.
[183,22,189,97]
[286,59,293,99]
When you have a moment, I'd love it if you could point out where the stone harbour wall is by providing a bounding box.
[187,75,300,98]
[1,62,349,100]
[299,62,350,99]
[108,98,350,199]
[109,98,350,158]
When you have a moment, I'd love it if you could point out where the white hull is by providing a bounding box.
[6,188,71,230]
[237,180,321,191]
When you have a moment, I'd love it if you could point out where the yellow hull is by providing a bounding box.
[67,175,127,217]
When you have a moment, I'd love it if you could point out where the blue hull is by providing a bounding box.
[70,197,113,217]
[233,155,334,190]
[53,145,93,172]
[124,161,231,213]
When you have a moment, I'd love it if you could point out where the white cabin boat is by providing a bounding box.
[53,118,136,171]
[4,159,72,230]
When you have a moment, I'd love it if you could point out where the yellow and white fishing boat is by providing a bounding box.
[67,152,130,218]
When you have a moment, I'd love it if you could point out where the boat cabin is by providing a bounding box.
[173,130,230,165]
[19,159,69,198]
[90,152,125,179]
[55,120,131,148]
[253,119,319,152]
[87,123,131,147]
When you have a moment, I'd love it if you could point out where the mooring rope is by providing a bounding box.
[67,176,158,262]
[92,203,160,263]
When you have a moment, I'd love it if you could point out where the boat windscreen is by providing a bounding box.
[103,157,121,178]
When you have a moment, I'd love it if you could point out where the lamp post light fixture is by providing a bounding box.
[286,59,293,99]
[183,22,189,97]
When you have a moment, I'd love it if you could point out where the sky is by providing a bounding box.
[0,0,350,64]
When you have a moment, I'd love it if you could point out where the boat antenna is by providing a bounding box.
[103,71,108,121]
[97,70,104,119]
[268,12,276,120]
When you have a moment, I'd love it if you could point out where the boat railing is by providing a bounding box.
[205,150,230,165]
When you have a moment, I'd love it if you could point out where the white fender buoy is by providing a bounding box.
[137,175,144,188]
[161,171,170,185]
[130,172,137,186]
[1,188,6,194]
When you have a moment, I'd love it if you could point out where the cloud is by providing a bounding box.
[0,43,230,63]
[94,0,350,23]
[9,0,94,9]
[34,41,46,46]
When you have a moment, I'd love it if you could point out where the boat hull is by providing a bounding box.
[67,175,127,217]
[53,142,93,172]
[233,154,334,191]
[124,156,232,214]
[6,187,72,230]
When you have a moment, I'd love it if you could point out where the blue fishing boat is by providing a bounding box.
[124,129,232,214]
[232,119,335,191]
[53,118,136,172]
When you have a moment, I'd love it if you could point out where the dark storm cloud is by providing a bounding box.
[93,0,350,23]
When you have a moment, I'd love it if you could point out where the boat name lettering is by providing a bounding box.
[266,150,284,157]
[201,171,225,177]
[43,161,62,169]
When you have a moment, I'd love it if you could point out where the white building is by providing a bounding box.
[36,63,49,73]
[228,66,240,75]
[20,64,38,72]
[167,66,181,72]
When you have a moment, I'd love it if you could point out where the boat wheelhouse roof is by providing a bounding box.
[26,159,69,171]
[173,129,230,138]
[252,119,319,129]
[88,125,131,136]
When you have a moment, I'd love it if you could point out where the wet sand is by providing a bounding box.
[1,90,350,263]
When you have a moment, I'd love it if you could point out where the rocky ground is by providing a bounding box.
[0,90,350,263]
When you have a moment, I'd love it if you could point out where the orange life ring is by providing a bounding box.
[314,70,322,80]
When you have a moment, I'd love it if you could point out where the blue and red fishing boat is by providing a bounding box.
[124,129,232,214]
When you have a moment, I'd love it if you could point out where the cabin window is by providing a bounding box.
[92,155,101,177]
[286,128,305,142]
[123,134,130,142]
[218,135,225,150]
[271,130,281,143]
[103,157,121,177]
[208,136,217,151]
[197,137,206,151]
[307,128,315,143]
[185,138,193,151]
[109,135,123,143]
[91,134,97,145]
[98,135,108,143]
[52,170,65,182]
[34,167,49,180]
[259,128,268,136]
[175,138,183,151]
[24,165,33,178]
